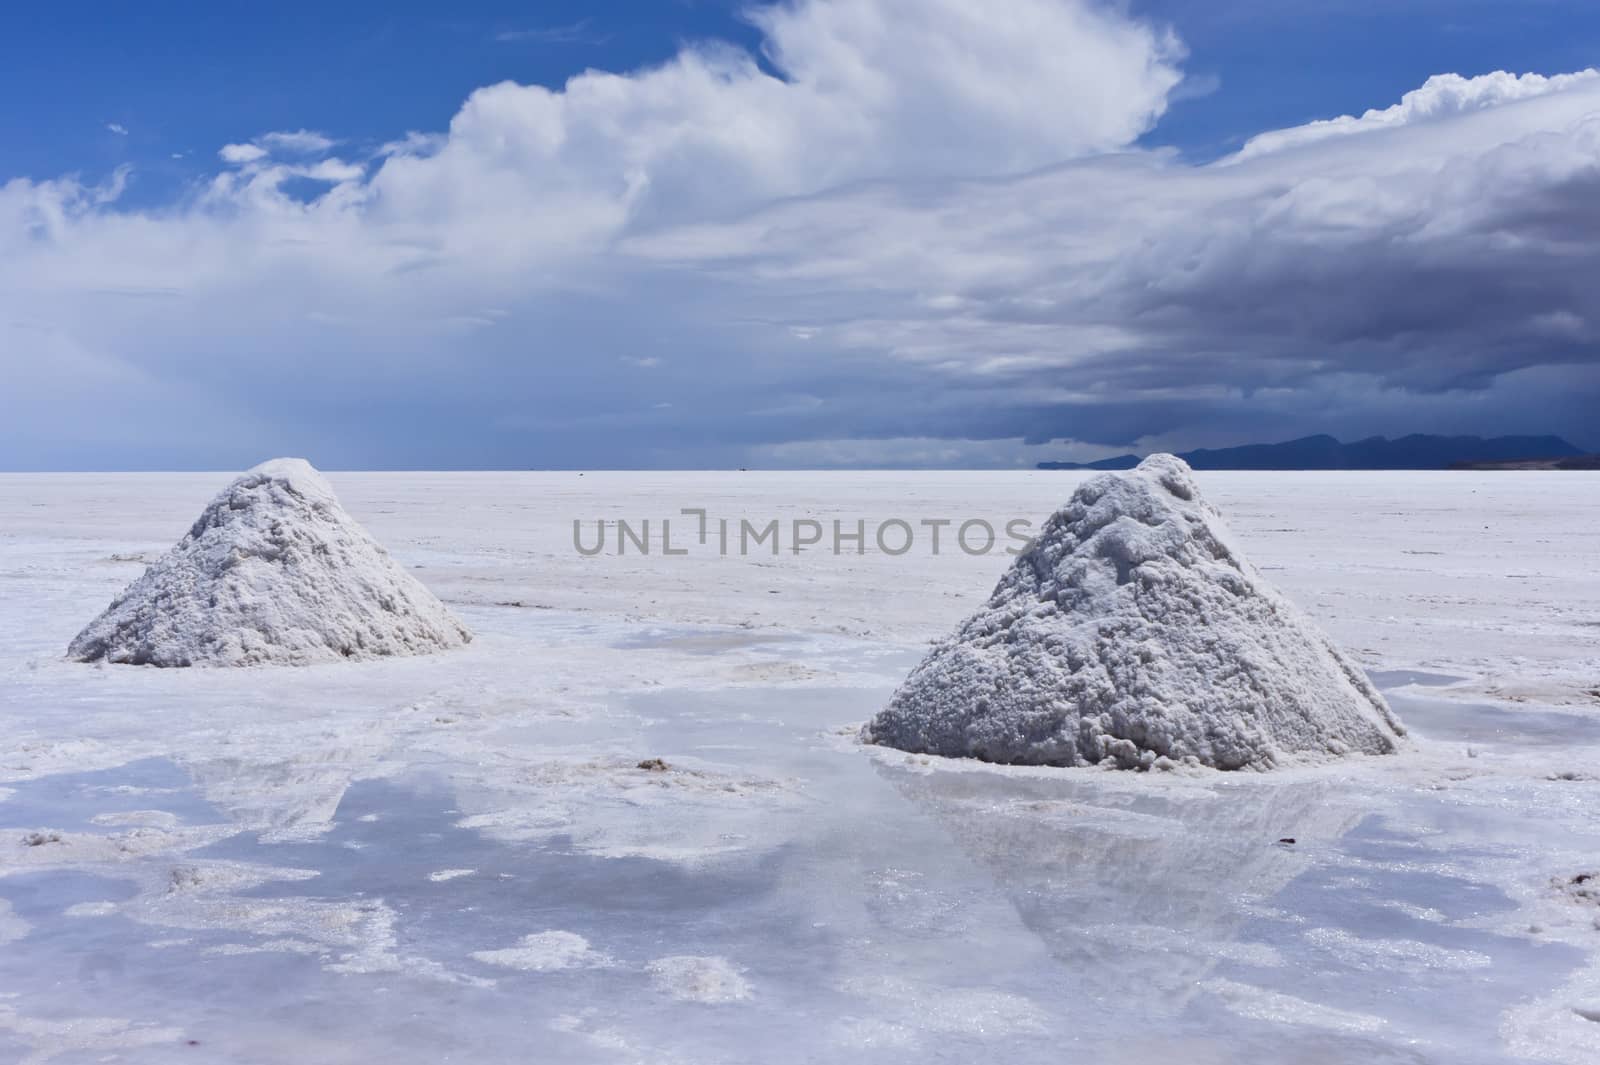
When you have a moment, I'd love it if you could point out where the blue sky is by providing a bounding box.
[1,3,764,203]
[8,1,1596,186]
[3,1,1599,468]
[1141,1,1600,155]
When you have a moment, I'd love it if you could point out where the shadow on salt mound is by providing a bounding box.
[67,458,472,667]
[864,454,1406,770]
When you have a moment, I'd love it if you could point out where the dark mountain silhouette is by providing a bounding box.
[1452,454,1600,471]
[1038,434,1585,471]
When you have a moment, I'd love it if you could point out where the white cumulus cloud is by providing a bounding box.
[1232,68,1600,161]
[2,0,1599,469]
[259,129,337,154]
[218,143,268,165]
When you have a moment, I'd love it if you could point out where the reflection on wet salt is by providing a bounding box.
[2,654,1600,1062]
[613,626,804,656]
[1367,668,1467,690]
[1388,692,1600,747]
[0,758,214,836]
[196,774,791,974]
[872,760,1354,1003]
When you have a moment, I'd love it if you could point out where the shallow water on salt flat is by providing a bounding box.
[1388,691,1600,748]
[4,654,1600,1063]
[1366,668,1466,689]
[0,757,213,834]
[612,624,805,655]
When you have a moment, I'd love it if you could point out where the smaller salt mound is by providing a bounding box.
[69,459,472,667]
[865,455,1405,770]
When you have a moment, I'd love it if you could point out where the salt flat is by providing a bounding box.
[1,471,1598,1063]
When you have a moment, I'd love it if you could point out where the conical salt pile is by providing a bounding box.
[865,455,1404,769]
[69,459,472,667]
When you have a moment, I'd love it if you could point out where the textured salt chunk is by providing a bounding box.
[646,955,752,1003]
[471,931,611,972]
[68,458,471,667]
[864,454,1405,770]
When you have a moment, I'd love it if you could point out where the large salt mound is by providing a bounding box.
[865,454,1405,770]
[68,459,472,667]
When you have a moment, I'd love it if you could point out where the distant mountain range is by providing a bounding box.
[1037,434,1588,471]
[1451,454,1600,471]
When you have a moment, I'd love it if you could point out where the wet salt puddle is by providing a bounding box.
[0,757,213,835]
[1365,666,1600,749]
[0,764,790,944]
[202,777,797,969]
[612,625,805,655]
[1,669,1596,1061]
[1366,668,1466,689]
[0,764,828,1063]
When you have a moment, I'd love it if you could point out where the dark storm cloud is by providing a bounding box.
[627,76,1600,459]
[2,2,1598,468]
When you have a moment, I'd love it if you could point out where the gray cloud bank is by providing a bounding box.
[3,0,1598,469]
